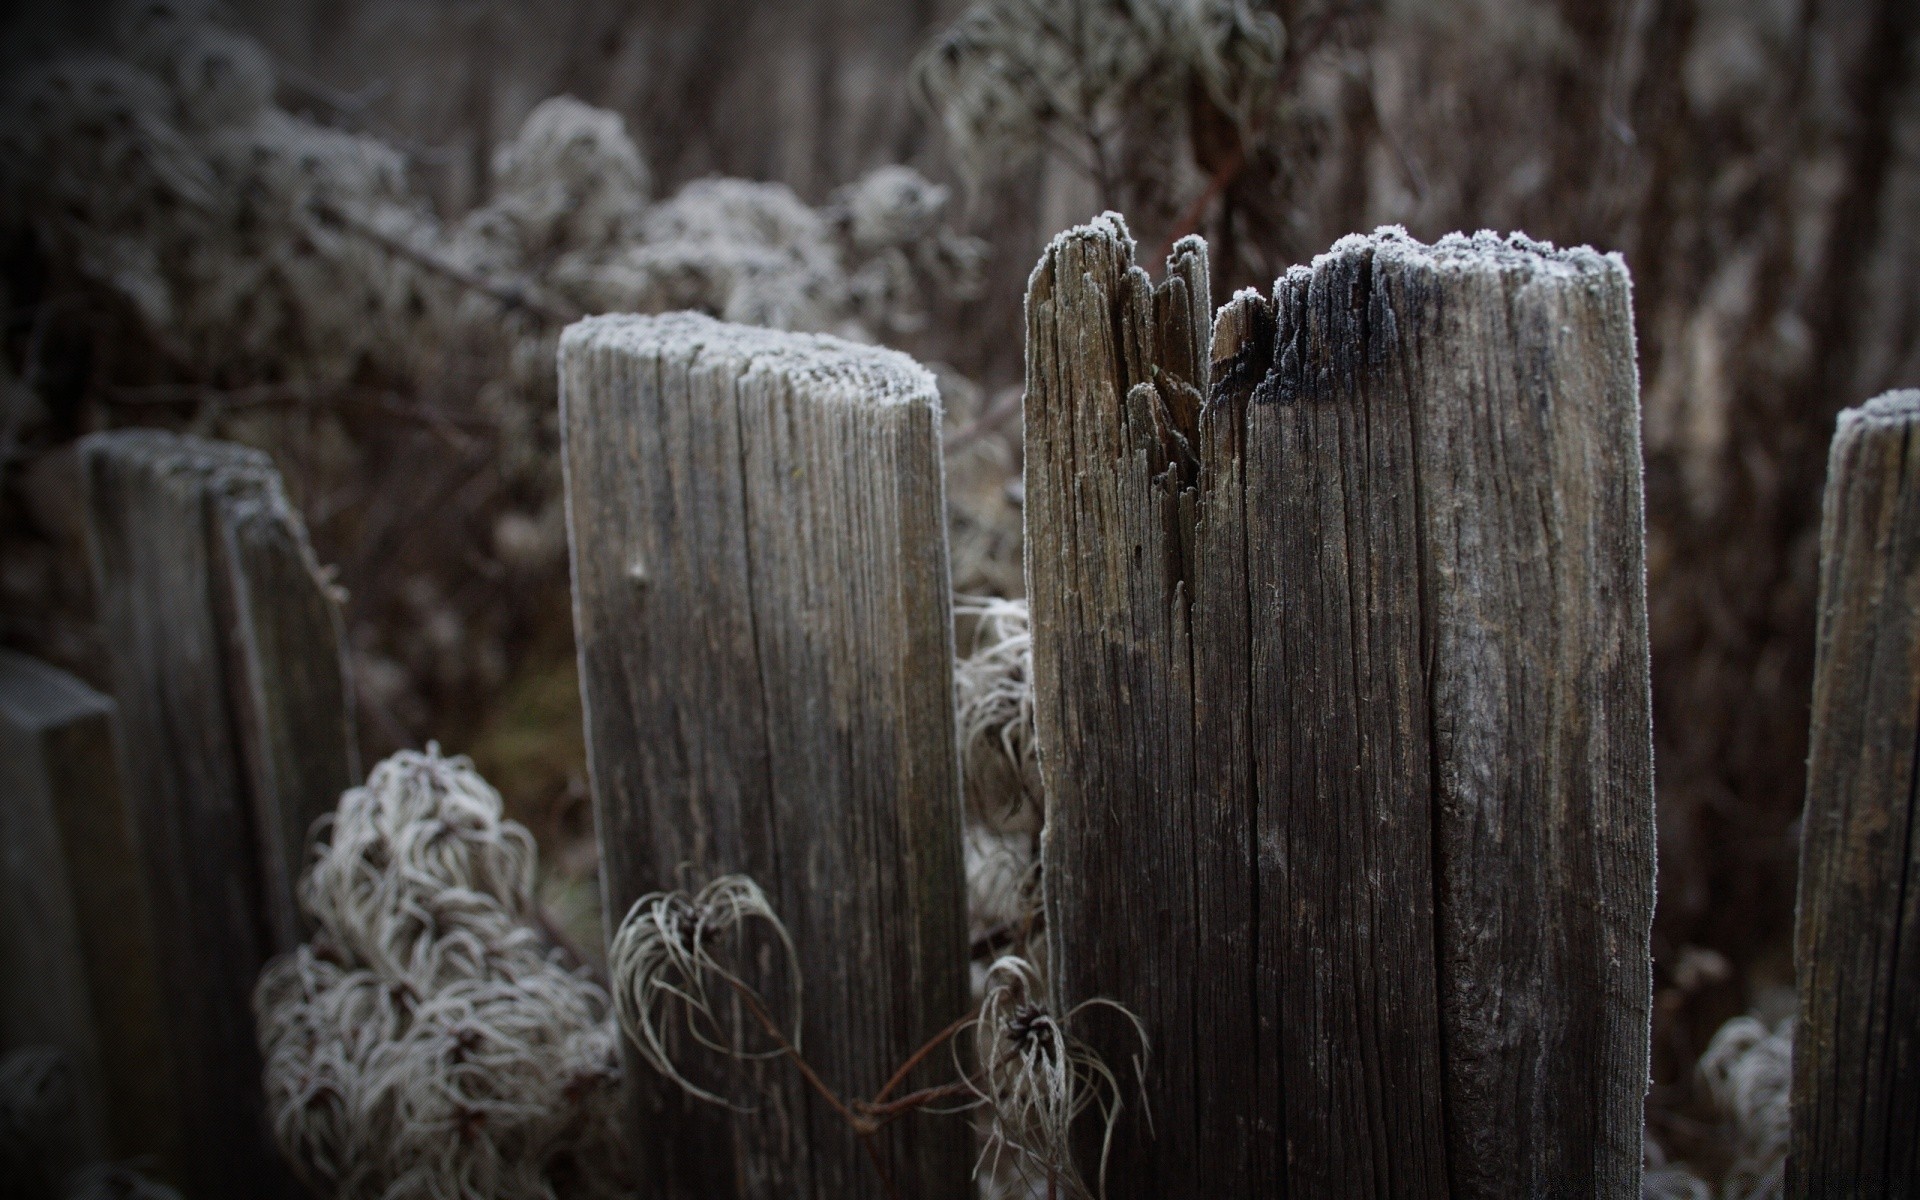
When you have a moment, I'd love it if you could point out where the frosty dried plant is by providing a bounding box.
[605,875,801,1109]
[1696,1014,1792,1200]
[965,823,1041,953]
[298,746,538,983]
[3,4,982,418]
[254,747,628,1200]
[954,595,1042,833]
[913,0,1284,189]
[481,96,650,258]
[962,955,1148,1200]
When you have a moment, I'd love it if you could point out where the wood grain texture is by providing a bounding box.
[1791,389,1920,1196]
[1025,218,1654,1197]
[80,430,356,1200]
[561,312,971,1200]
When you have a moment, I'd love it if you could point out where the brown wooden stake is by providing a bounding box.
[81,430,357,1200]
[1791,389,1920,1195]
[560,313,971,1200]
[0,651,176,1174]
[1024,217,1654,1197]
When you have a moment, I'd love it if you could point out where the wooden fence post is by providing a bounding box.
[1024,218,1654,1197]
[80,430,357,1200]
[1791,389,1920,1195]
[561,313,971,1200]
[0,651,175,1171]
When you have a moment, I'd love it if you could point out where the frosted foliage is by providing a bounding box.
[616,178,852,332]
[829,165,988,334]
[254,748,629,1200]
[1696,1015,1791,1200]
[1642,1136,1711,1200]
[472,96,650,260]
[0,31,437,386]
[914,0,1284,180]
[954,595,1041,833]
[966,823,1038,945]
[3,5,982,419]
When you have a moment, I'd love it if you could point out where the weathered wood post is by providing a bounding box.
[0,651,175,1170]
[1790,389,1920,1195]
[561,313,972,1199]
[1025,217,1654,1196]
[80,430,358,1199]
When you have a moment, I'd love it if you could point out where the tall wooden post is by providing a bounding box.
[561,313,972,1200]
[1791,389,1920,1195]
[81,430,357,1200]
[1024,218,1655,1197]
[0,651,175,1171]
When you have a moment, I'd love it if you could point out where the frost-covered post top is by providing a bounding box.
[559,311,940,413]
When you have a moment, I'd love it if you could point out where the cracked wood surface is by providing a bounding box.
[1025,217,1654,1197]
[1791,389,1920,1196]
[561,313,971,1200]
[81,429,356,1200]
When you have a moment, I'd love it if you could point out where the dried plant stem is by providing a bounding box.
[871,1013,977,1106]
[612,881,1142,1197]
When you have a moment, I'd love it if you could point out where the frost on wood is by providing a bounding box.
[253,748,629,1200]
[562,313,971,1199]
[1792,387,1920,1195]
[1024,215,1653,1197]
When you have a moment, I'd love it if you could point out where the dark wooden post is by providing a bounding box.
[1024,218,1654,1197]
[80,430,357,1200]
[561,313,971,1200]
[0,651,175,1170]
[1790,389,1920,1195]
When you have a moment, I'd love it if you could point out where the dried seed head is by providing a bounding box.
[954,595,1042,834]
[1697,1014,1792,1198]
[964,956,1147,1200]
[254,748,628,1200]
[606,874,801,1109]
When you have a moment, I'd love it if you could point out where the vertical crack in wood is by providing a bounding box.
[1792,389,1920,1195]
[1028,221,1652,1198]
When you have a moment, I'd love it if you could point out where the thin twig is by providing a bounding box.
[872,1013,976,1105]
[714,971,867,1132]
[306,199,581,324]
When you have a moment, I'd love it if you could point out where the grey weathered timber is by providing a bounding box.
[1025,217,1654,1197]
[1790,389,1920,1196]
[0,651,174,1169]
[80,430,357,1200]
[561,312,971,1200]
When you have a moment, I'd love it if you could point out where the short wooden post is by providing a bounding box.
[561,313,971,1200]
[81,430,357,1200]
[1790,389,1920,1195]
[1025,218,1654,1197]
[0,651,175,1170]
